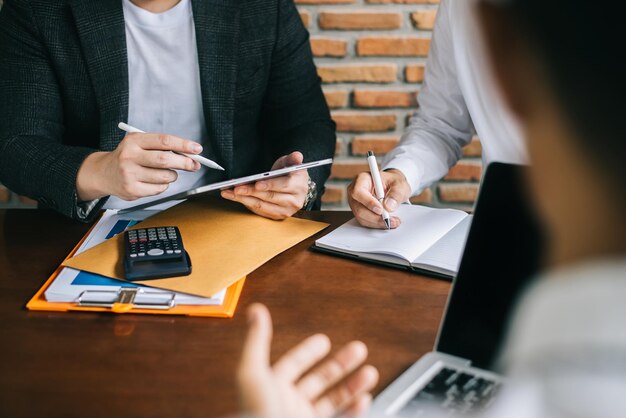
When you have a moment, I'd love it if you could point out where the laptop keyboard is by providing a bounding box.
[396,367,501,417]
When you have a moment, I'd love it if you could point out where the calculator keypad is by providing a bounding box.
[126,227,183,259]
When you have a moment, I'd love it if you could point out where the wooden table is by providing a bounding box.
[0,209,451,418]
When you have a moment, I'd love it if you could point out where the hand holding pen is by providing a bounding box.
[76,123,215,202]
[346,151,411,229]
[118,123,224,171]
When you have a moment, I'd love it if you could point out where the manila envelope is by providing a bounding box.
[63,196,329,298]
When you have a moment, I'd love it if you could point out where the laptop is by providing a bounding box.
[369,163,545,417]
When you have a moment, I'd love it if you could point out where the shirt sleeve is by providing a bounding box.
[0,0,101,222]
[382,0,475,196]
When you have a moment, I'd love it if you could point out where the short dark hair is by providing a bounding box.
[508,0,626,197]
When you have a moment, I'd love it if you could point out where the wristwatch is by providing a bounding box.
[301,177,318,210]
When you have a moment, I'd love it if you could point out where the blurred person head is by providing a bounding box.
[476,0,626,266]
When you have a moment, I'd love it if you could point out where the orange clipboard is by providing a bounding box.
[26,214,245,318]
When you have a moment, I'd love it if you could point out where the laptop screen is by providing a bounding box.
[435,163,545,371]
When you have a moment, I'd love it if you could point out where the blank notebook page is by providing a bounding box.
[317,205,468,262]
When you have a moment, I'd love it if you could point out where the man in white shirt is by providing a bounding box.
[232,0,626,417]
[348,0,527,229]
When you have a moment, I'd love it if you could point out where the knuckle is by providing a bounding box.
[159,134,172,148]
[157,153,170,167]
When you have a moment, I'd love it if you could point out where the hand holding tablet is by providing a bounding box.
[221,151,312,220]
[118,155,333,215]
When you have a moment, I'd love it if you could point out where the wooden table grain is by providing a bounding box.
[0,209,451,418]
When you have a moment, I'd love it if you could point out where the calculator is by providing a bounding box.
[123,226,192,281]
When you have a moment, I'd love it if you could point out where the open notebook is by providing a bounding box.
[314,205,472,279]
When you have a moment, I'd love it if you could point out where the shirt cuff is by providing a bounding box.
[382,158,423,197]
[76,198,102,221]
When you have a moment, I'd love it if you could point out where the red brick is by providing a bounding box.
[318,64,397,83]
[319,11,402,30]
[366,0,439,3]
[323,90,349,109]
[351,136,400,155]
[330,161,372,179]
[321,184,346,204]
[444,161,483,181]
[411,10,437,30]
[357,37,431,57]
[296,0,355,4]
[310,38,347,58]
[0,185,10,203]
[335,138,344,156]
[405,64,426,83]
[300,11,310,28]
[438,184,479,203]
[463,137,483,157]
[409,188,433,204]
[354,90,418,108]
[332,112,396,132]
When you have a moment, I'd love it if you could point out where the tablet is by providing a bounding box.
[118,158,333,214]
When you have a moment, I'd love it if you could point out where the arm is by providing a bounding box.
[381,0,474,196]
[222,0,335,217]
[0,0,99,220]
[259,0,336,206]
[0,0,203,221]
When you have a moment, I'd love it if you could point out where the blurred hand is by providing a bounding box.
[347,169,411,229]
[221,151,309,220]
[238,304,379,418]
[76,133,202,201]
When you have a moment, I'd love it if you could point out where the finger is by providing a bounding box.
[350,173,384,215]
[119,182,169,200]
[382,176,411,213]
[221,193,294,220]
[349,200,401,229]
[238,304,273,379]
[134,168,178,185]
[271,151,304,170]
[339,394,373,418]
[237,188,302,209]
[140,150,199,171]
[133,133,203,155]
[314,365,379,418]
[296,341,368,400]
[272,334,332,383]
[253,169,308,194]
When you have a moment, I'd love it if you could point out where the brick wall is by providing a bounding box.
[0,0,483,212]
[302,0,482,211]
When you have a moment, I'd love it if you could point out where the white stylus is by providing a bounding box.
[366,151,391,229]
[117,122,225,171]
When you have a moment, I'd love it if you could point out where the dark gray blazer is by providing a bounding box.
[0,0,335,221]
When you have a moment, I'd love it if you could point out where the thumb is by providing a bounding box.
[272,151,304,170]
[240,303,273,374]
[383,180,410,212]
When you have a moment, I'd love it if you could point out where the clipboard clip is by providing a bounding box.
[77,288,176,312]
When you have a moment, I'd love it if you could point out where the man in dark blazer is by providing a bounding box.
[0,0,335,222]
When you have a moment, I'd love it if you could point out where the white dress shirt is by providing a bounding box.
[104,0,209,210]
[382,0,528,196]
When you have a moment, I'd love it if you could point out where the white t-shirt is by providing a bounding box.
[382,0,528,196]
[105,0,209,210]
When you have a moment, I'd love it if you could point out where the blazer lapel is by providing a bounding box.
[191,0,240,174]
[69,0,128,152]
